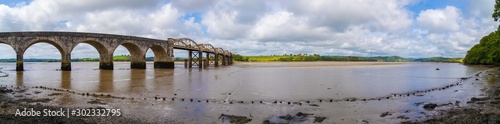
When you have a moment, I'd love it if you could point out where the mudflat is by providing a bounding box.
[0,62,497,123]
[237,61,409,67]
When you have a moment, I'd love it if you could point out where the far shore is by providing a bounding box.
[235,61,417,67]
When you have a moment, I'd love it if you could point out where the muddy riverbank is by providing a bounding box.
[405,67,500,123]
[0,62,494,123]
[0,86,177,123]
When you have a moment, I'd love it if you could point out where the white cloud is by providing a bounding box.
[0,0,497,59]
[0,0,203,59]
[171,0,217,12]
[417,6,461,32]
[468,0,495,18]
[202,6,251,39]
[284,0,413,31]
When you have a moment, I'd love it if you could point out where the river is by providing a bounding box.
[0,62,489,123]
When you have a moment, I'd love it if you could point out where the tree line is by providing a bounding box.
[463,0,500,65]
[232,54,411,62]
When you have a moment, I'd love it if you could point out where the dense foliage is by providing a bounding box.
[232,54,411,62]
[412,57,463,63]
[464,0,500,65]
[463,27,500,65]
[493,0,500,21]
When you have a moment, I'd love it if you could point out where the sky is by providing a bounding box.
[0,0,497,59]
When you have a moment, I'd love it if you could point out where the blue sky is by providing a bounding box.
[0,0,497,59]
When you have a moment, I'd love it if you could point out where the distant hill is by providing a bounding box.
[409,57,463,63]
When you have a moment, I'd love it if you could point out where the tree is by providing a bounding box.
[464,1,500,65]
[494,0,500,21]
[232,54,244,61]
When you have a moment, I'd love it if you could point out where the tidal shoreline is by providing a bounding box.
[0,63,497,123]
[404,67,500,123]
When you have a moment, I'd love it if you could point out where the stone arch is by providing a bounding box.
[72,40,110,69]
[23,39,70,70]
[0,40,14,52]
[147,45,171,68]
[24,39,66,56]
[0,40,15,59]
[112,42,146,69]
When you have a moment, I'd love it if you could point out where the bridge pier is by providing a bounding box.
[204,52,209,68]
[188,50,193,68]
[130,56,146,69]
[222,56,227,66]
[215,54,219,67]
[61,53,71,71]
[154,61,174,68]
[131,62,146,69]
[203,59,208,68]
[197,51,203,69]
[100,62,113,70]
[16,54,23,71]
[100,54,113,70]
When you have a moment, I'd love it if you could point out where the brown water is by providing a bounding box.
[0,62,489,123]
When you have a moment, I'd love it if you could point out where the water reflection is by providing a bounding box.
[127,69,146,93]
[153,69,174,95]
[0,62,489,101]
[98,70,114,93]
[61,71,71,89]
[16,71,23,86]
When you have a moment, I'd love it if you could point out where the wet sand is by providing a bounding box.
[0,62,497,123]
[236,61,410,67]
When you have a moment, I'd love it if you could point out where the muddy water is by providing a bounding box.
[0,62,489,123]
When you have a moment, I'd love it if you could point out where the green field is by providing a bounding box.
[246,56,285,62]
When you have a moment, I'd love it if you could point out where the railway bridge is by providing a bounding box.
[0,32,233,71]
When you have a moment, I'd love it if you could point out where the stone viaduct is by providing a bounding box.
[0,32,233,71]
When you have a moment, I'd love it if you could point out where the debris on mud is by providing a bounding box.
[87,99,106,105]
[309,104,319,107]
[0,87,13,93]
[397,115,410,120]
[423,103,438,111]
[219,114,252,124]
[47,93,63,96]
[264,112,326,123]
[314,116,327,123]
[380,112,392,117]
